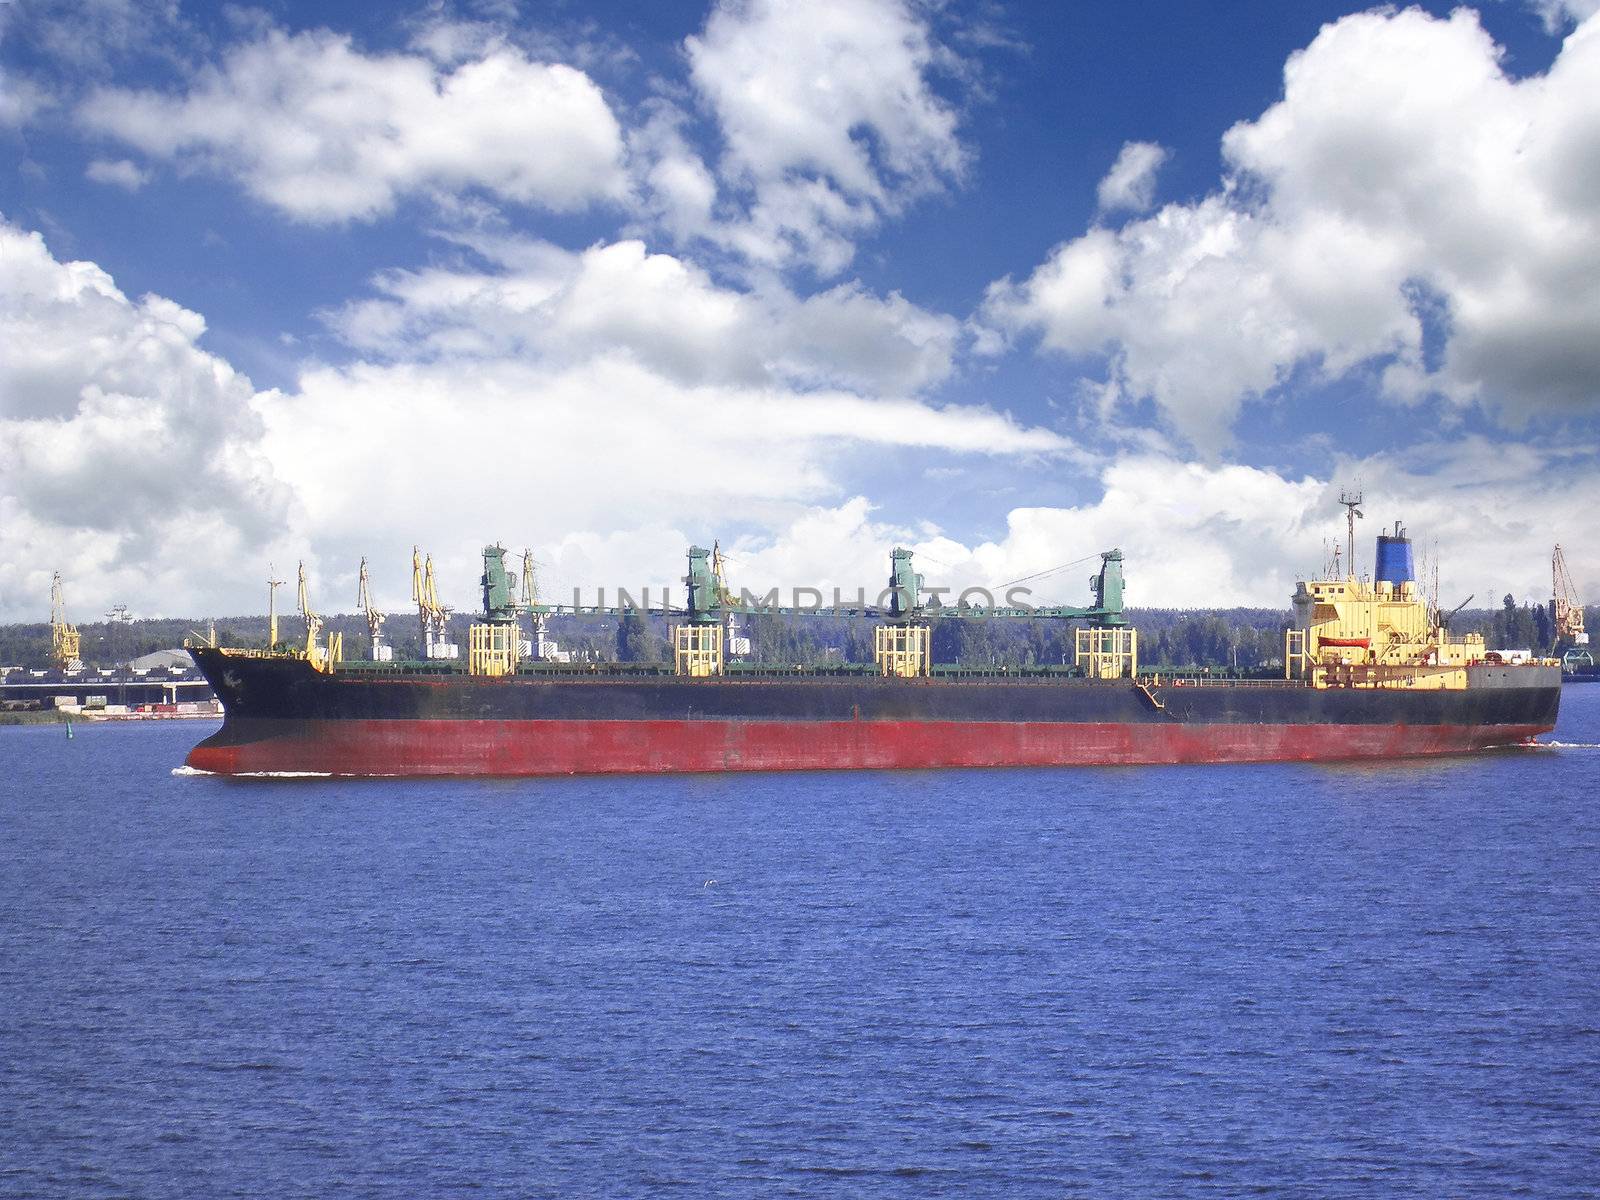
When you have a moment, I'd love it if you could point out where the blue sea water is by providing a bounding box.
[3,693,1599,1199]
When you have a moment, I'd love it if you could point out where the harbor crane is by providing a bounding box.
[297,561,340,669]
[358,557,389,660]
[518,548,539,611]
[1553,544,1588,645]
[411,547,455,659]
[518,546,543,652]
[517,548,572,663]
[50,571,82,671]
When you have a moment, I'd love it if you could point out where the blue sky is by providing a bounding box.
[2,0,1597,621]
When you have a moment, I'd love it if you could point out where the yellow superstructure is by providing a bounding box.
[1285,576,1485,690]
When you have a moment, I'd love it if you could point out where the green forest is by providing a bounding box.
[2,595,1592,672]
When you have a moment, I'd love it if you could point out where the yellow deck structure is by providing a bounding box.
[1075,627,1137,679]
[674,624,725,677]
[469,623,520,677]
[875,624,930,677]
[1286,576,1487,690]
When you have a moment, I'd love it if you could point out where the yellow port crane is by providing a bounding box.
[358,557,388,660]
[1553,544,1588,645]
[298,561,340,670]
[412,547,453,658]
[50,571,82,671]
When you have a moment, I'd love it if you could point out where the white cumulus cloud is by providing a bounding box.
[683,0,966,273]
[0,75,50,126]
[257,353,1072,611]
[77,27,628,223]
[0,220,294,621]
[1530,0,1600,32]
[708,439,1600,614]
[84,158,148,189]
[0,222,1073,618]
[984,8,1600,449]
[1096,141,1168,214]
[324,235,964,397]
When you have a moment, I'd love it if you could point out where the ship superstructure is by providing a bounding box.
[1285,524,1490,690]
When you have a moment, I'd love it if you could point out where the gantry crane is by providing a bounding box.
[50,571,82,671]
[358,557,389,660]
[1553,544,1588,645]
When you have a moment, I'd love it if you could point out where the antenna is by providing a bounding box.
[1429,538,1440,625]
[1338,488,1365,580]
[105,604,130,668]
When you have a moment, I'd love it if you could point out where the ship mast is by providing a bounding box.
[1338,489,1364,581]
[412,547,428,646]
[267,563,284,650]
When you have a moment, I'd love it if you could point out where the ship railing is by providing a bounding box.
[1155,676,1312,688]
[181,642,288,659]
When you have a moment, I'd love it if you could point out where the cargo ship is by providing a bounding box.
[185,516,1560,776]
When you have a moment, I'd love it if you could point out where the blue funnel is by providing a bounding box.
[1375,526,1414,586]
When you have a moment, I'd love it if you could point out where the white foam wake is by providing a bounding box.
[1537,740,1600,749]
[234,770,336,778]
[173,765,337,778]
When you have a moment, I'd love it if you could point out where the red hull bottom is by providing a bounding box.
[187,718,1550,777]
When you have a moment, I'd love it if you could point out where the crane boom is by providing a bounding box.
[297,561,325,667]
[411,547,455,658]
[519,548,538,609]
[358,556,387,659]
[1553,544,1587,644]
[50,572,82,670]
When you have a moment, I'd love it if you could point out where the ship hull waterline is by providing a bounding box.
[186,714,1553,777]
